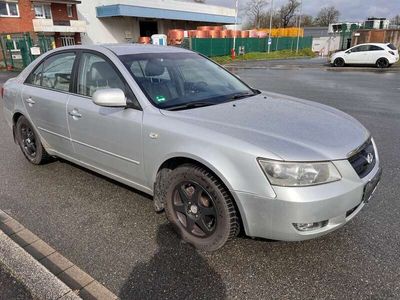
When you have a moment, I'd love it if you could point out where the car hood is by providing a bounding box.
[161,92,370,161]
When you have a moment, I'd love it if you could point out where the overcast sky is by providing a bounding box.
[200,0,400,21]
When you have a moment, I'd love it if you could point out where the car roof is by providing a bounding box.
[353,43,390,47]
[56,43,193,56]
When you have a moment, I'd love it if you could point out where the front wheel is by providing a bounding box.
[164,164,240,251]
[16,116,50,164]
[333,58,345,67]
[376,58,389,68]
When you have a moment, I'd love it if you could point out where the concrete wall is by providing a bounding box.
[77,0,236,44]
[312,36,340,56]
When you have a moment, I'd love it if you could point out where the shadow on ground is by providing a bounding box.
[119,224,226,300]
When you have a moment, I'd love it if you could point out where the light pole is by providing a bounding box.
[232,0,239,59]
[267,0,274,53]
[295,0,302,53]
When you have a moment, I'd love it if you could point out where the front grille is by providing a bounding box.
[348,139,376,178]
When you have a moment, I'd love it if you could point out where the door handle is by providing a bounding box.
[68,109,82,119]
[25,97,35,105]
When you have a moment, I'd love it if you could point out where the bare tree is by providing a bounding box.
[314,6,340,26]
[391,15,400,27]
[246,0,269,28]
[278,0,301,28]
[302,15,314,27]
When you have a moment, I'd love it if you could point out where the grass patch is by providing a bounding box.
[211,48,316,65]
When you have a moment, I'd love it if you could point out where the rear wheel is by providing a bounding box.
[333,58,345,67]
[164,164,239,251]
[16,116,50,165]
[376,58,389,68]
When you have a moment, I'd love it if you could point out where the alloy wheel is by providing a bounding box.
[20,124,37,158]
[172,181,217,237]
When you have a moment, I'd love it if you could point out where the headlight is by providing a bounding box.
[258,159,341,187]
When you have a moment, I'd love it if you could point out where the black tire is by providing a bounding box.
[164,164,239,251]
[376,58,389,68]
[15,116,50,165]
[333,58,345,67]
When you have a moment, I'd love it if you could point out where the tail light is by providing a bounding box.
[389,51,395,56]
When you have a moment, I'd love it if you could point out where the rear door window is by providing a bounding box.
[26,52,76,92]
[368,45,384,51]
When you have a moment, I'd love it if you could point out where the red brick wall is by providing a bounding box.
[0,0,34,34]
[51,3,78,21]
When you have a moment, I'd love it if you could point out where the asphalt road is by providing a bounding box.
[1,60,400,299]
[0,265,33,300]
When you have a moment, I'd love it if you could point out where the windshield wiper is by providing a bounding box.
[228,90,259,101]
[165,101,216,111]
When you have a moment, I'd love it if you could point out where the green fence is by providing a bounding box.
[185,37,312,57]
[0,33,34,70]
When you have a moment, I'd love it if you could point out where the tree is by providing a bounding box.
[245,0,269,28]
[391,15,400,27]
[302,15,314,27]
[315,6,340,26]
[278,0,301,28]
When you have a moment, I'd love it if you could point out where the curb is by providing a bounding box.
[0,209,118,300]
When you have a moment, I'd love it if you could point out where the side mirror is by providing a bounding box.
[345,50,351,54]
[92,88,127,107]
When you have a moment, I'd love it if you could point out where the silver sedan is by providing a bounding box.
[1,44,381,251]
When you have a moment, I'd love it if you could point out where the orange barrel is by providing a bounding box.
[241,31,250,38]
[197,26,212,31]
[168,29,185,45]
[212,26,223,31]
[138,36,151,44]
[195,30,209,38]
[220,30,229,38]
[188,30,197,38]
[227,30,240,38]
[249,30,259,38]
[257,31,268,38]
[209,30,222,38]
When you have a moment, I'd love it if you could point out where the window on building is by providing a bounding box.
[67,4,73,17]
[0,1,19,17]
[34,4,52,19]
[61,36,75,47]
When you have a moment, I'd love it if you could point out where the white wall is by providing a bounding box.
[312,36,340,56]
[77,0,236,45]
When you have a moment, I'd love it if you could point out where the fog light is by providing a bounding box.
[293,221,328,232]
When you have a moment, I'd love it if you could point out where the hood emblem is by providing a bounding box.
[366,153,374,164]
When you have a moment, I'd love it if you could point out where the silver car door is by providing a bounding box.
[22,51,76,156]
[66,51,146,187]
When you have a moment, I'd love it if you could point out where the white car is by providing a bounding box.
[331,43,399,68]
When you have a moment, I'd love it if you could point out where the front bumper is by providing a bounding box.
[233,158,381,241]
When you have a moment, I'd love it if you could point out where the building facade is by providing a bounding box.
[1,0,86,68]
[77,0,237,44]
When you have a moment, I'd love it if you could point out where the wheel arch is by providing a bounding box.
[12,111,24,143]
[376,57,389,67]
[154,155,246,234]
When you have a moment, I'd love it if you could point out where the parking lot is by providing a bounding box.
[1,59,400,299]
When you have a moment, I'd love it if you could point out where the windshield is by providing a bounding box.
[119,52,257,109]
[387,43,397,51]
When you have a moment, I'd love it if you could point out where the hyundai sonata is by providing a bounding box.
[1,44,381,251]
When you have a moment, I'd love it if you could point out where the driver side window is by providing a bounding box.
[77,52,141,109]
[77,53,126,97]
